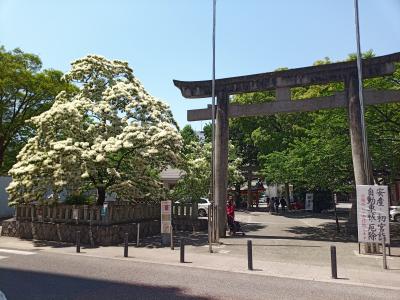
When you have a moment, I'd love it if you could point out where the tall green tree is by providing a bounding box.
[0,46,75,173]
[180,124,199,155]
[171,125,243,202]
[229,52,400,194]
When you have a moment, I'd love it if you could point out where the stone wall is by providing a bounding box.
[1,219,160,246]
[1,218,208,246]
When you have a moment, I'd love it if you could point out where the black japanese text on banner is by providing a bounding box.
[357,185,390,243]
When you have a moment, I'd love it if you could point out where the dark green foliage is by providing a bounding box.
[64,194,95,205]
[229,52,400,193]
[0,46,76,174]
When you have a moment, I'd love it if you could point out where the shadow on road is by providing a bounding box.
[222,241,321,248]
[32,240,79,249]
[278,211,348,220]
[285,223,356,243]
[140,231,210,248]
[0,267,211,300]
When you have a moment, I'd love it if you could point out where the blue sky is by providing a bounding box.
[1,0,399,130]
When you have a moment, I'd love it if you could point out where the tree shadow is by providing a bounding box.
[284,223,357,243]
[283,222,400,246]
[0,267,210,300]
[279,211,348,220]
[31,239,77,249]
[221,242,321,248]
[138,231,210,248]
[240,223,266,232]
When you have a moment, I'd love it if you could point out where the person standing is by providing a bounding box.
[280,197,287,213]
[226,195,235,234]
[274,197,280,213]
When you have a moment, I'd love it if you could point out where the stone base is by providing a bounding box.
[1,218,208,246]
[173,218,208,232]
[1,219,160,246]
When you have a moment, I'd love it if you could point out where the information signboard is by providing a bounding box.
[305,193,313,211]
[161,200,172,234]
[357,185,390,243]
[101,203,108,217]
[72,208,79,220]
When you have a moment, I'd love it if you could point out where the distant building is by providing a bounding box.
[160,167,184,190]
[195,131,205,143]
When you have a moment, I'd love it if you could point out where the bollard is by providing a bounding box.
[136,223,140,247]
[247,240,253,270]
[382,237,387,270]
[170,226,174,250]
[208,205,213,253]
[180,238,185,263]
[330,245,337,279]
[76,231,80,253]
[124,232,129,257]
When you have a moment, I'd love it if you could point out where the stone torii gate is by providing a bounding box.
[174,52,400,238]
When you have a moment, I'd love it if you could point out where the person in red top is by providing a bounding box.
[226,195,235,234]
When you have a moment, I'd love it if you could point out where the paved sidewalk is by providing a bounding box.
[1,210,400,290]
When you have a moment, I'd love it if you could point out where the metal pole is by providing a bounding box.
[247,240,253,270]
[136,223,140,247]
[208,205,213,253]
[382,237,387,269]
[331,245,338,279]
[76,231,80,253]
[180,238,185,263]
[211,0,217,242]
[354,0,371,184]
[170,225,174,250]
[334,197,340,233]
[124,232,128,257]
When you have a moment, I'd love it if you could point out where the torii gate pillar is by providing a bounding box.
[346,74,372,186]
[215,93,229,238]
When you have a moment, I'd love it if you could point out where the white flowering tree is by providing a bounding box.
[7,55,182,205]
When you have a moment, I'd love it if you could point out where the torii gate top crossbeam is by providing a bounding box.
[174,52,400,99]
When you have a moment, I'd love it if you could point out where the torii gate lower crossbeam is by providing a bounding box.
[174,52,400,239]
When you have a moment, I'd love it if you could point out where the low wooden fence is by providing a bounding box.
[15,202,198,225]
[172,203,198,220]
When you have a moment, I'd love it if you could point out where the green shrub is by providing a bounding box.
[65,194,95,205]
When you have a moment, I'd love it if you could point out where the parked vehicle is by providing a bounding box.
[259,193,267,203]
[390,206,400,222]
[197,198,211,217]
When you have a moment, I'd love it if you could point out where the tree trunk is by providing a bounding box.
[0,136,5,169]
[285,182,290,209]
[97,186,106,205]
[235,183,241,207]
[247,175,252,209]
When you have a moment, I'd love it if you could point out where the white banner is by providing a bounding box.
[357,185,390,243]
[72,208,79,220]
[161,200,172,234]
[305,193,313,211]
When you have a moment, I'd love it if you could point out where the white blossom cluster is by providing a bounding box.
[8,55,182,205]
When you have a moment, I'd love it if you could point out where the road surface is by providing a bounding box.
[0,247,398,300]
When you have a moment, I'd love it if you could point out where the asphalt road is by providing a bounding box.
[0,248,398,300]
